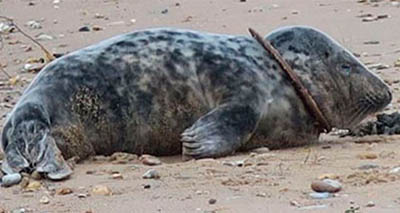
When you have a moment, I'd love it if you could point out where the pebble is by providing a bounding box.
[39,196,50,204]
[256,192,267,198]
[11,208,27,213]
[358,163,379,170]
[366,63,390,70]
[309,192,331,199]
[394,58,400,67]
[363,40,380,45]
[30,171,42,180]
[26,20,41,29]
[110,152,138,164]
[208,198,217,205]
[94,13,105,19]
[357,153,378,160]
[142,169,160,179]
[311,179,342,193]
[366,201,375,207]
[92,185,112,196]
[2,173,22,187]
[92,25,103,31]
[77,193,88,198]
[25,180,41,191]
[289,200,300,207]
[389,167,400,174]
[0,22,14,34]
[36,34,54,40]
[250,147,270,154]
[78,26,90,32]
[222,160,244,167]
[19,176,29,188]
[111,173,123,179]
[24,63,44,72]
[56,187,73,195]
[140,154,162,166]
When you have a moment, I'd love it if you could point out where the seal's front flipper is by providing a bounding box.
[36,134,72,180]
[182,104,260,159]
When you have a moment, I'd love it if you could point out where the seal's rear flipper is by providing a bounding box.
[181,104,260,159]
[36,135,72,180]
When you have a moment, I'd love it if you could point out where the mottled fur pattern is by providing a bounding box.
[1,26,391,179]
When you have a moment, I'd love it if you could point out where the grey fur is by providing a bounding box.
[1,26,391,179]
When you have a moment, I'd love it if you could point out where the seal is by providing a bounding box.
[1,26,392,179]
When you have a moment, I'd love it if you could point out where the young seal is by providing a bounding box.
[1,26,391,179]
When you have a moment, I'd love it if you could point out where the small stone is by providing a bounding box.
[92,25,103,31]
[291,10,299,15]
[362,17,378,22]
[19,177,29,188]
[366,63,390,70]
[394,58,400,67]
[31,171,42,180]
[24,63,44,72]
[256,192,267,198]
[77,193,88,198]
[78,26,90,32]
[26,20,41,29]
[251,147,270,154]
[358,163,379,170]
[208,198,217,205]
[366,201,375,207]
[290,200,300,207]
[23,46,33,52]
[140,154,162,166]
[2,173,22,187]
[0,22,14,34]
[389,167,400,174]
[56,187,73,195]
[311,179,342,193]
[363,40,380,45]
[94,13,105,19]
[36,34,54,40]
[142,169,160,179]
[39,196,50,204]
[11,208,26,213]
[222,160,244,167]
[309,192,331,199]
[110,152,138,164]
[111,173,123,179]
[377,14,389,19]
[25,180,41,191]
[92,185,112,196]
[357,153,378,160]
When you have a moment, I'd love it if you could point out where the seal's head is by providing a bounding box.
[267,26,392,129]
[1,102,71,180]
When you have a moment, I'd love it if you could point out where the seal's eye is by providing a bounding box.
[341,64,351,75]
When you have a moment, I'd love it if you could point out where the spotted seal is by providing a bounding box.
[1,26,392,179]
